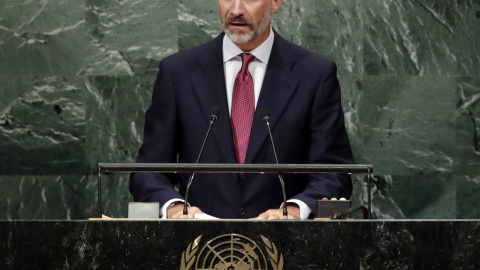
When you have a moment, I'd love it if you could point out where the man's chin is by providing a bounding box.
[225,30,255,44]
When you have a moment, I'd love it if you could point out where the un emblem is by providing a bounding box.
[180,234,284,270]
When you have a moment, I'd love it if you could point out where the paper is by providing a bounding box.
[194,213,220,220]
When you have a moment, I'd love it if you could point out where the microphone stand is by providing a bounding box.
[182,107,219,218]
[262,109,288,220]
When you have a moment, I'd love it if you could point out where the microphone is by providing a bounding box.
[183,106,220,218]
[332,205,369,219]
[260,108,288,219]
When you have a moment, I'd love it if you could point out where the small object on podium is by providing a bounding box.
[316,199,351,218]
[128,202,159,219]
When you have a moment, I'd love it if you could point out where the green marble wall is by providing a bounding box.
[0,0,479,219]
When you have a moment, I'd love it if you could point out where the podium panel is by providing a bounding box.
[1,220,480,269]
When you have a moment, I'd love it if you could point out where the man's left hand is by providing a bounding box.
[253,204,301,220]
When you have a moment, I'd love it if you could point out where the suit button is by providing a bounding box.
[238,208,246,216]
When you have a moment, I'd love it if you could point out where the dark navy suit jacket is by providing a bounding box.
[130,31,354,219]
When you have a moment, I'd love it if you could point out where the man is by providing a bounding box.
[130,0,353,220]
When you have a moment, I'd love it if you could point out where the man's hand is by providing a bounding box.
[167,203,204,219]
[254,204,301,220]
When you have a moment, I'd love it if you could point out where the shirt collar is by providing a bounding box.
[222,26,274,65]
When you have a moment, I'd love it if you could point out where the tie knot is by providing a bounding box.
[240,53,256,67]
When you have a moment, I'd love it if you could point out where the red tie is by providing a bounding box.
[231,53,256,164]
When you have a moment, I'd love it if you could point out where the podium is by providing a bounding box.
[2,164,479,268]
[0,164,459,268]
[1,219,479,269]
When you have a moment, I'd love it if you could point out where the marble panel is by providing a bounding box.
[84,75,155,172]
[274,0,364,75]
[178,0,222,51]
[364,0,480,75]
[352,174,456,219]
[82,0,177,76]
[0,175,86,220]
[359,76,455,176]
[338,75,364,164]
[84,75,152,218]
[84,175,98,219]
[456,175,480,219]
[456,76,480,175]
[0,76,86,175]
[85,174,132,219]
[0,0,87,76]
[349,174,370,219]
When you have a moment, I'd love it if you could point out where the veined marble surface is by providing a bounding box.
[0,76,85,175]
[0,0,479,220]
[2,220,480,269]
[0,0,87,76]
[364,0,480,75]
[82,0,178,76]
[359,76,456,176]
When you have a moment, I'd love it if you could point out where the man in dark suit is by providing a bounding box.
[130,0,353,219]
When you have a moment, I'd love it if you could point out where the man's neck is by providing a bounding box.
[234,23,272,52]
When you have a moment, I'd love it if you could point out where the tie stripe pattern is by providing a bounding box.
[231,53,256,164]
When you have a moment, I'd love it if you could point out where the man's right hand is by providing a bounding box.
[167,203,204,219]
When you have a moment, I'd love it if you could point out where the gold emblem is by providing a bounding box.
[180,234,284,270]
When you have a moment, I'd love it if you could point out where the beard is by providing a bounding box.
[222,9,271,44]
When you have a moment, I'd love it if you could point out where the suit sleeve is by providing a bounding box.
[129,59,184,206]
[290,61,354,216]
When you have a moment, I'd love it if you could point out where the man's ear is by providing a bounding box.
[271,0,283,13]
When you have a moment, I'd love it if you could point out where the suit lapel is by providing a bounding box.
[245,33,299,163]
[190,34,237,163]
[189,32,300,164]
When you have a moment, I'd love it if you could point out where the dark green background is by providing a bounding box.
[0,0,479,219]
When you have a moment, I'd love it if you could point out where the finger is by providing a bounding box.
[267,213,282,220]
[267,210,280,219]
[189,207,202,213]
[256,210,278,220]
[187,207,204,218]
[189,208,198,218]
[169,210,183,219]
[256,212,269,220]
[170,213,183,219]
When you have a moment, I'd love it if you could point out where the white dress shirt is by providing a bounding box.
[222,28,273,113]
[162,28,312,220]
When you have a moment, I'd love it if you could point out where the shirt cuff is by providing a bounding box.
[161,199,185,219]
[285,199,313,220]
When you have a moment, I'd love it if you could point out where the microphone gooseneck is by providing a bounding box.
[195,106,220,163]
[261,108,288,219]
[183,106,220,218]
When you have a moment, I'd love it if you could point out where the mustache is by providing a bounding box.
[224,15,252,26]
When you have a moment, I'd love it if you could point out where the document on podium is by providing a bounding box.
[194,213,220,220]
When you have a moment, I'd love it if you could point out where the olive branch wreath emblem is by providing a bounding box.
[180,235,202,270]
[261,235,284,270]
[180,234,283,270]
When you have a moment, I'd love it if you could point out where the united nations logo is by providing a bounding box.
[180,234,284,270]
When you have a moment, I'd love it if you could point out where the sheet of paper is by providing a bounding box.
[194,213,220,220]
